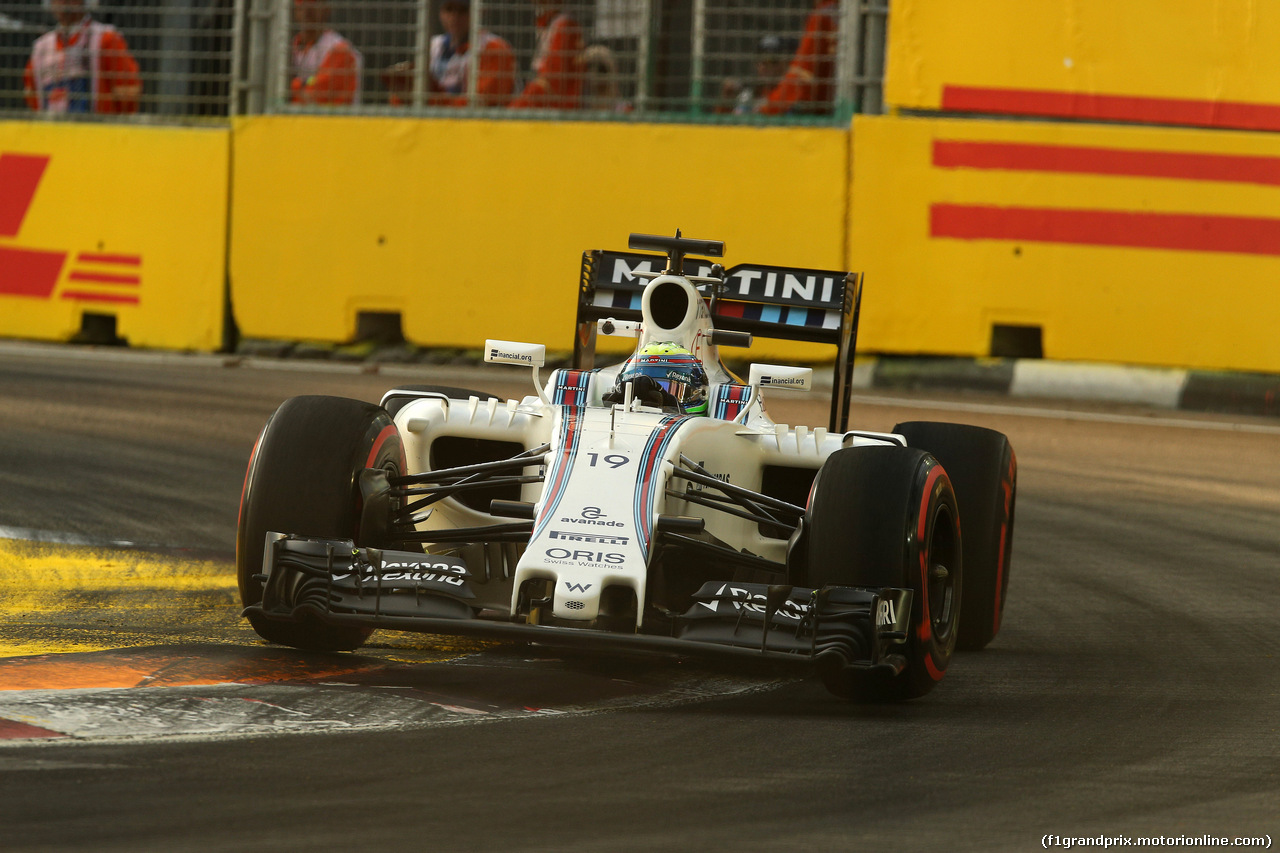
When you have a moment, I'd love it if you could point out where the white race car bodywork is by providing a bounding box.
[389,270,899,629]
[240,233,1015,700]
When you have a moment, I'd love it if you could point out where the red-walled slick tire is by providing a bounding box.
[237,395,406,652]
[894,422,1017,651]
[805,446,962,701]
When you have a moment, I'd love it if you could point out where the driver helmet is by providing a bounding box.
[609,341,709,415]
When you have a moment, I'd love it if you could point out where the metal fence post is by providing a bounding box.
[244,0,277,114]
[690,0,706,115]
[466,0,481,105]
[413,0,430,108]
[861,0,887,114]
[834,0,861,120]
[231,0,246,115]
[632,0,652,113]
[270,0,289,110]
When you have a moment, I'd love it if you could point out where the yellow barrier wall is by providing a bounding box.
[0,122,228,350]
[885,0,1280,132]
[850,114,1280,373]
[230,115,850,362]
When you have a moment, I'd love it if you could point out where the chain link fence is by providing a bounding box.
[1,0,884,123]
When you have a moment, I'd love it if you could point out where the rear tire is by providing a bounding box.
[237,395,406,651]
[894,422,1017,650]
[805,446,961,701]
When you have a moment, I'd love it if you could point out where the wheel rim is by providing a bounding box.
[927,503,959,642]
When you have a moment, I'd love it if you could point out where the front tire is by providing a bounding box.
[237,395,405,651]
[805,446,961,701]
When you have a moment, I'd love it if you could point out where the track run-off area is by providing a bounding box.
[0,342,1276,851]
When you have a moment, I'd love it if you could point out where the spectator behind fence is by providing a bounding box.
[757,0,837,116]
[509,1,583,110]
[24,0,140,114]
[714,34,796,115]
[291,0,362,106]
[383,0,515,108]
[579,45,630,113]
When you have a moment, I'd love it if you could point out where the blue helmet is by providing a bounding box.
[609,342,709,415]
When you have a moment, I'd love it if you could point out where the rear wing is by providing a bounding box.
[574,249,863,433]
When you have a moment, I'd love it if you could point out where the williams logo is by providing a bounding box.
[697,584,811,620]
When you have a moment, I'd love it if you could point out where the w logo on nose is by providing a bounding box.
[564,582,592,593]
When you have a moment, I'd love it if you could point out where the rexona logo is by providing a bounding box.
[698,584,811,620]
[0,153,144,306]
[558,507,625,528]
[378,561,467,586]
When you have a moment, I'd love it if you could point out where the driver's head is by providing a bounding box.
[605,342,709,415]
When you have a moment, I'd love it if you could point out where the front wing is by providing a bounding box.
[245,534,914,676]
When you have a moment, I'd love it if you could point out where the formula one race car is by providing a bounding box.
[237,233,1017,700]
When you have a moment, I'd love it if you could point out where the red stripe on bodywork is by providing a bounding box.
[933,140,1280,186]
[931,204,1280,256]
[0,154,49,237]
[531,409,582,540]
[940,85,1280,133]
[0,246,65,298]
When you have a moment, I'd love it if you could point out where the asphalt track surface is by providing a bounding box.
[0,344,1276,852]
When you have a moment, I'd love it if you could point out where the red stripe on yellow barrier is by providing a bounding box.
[68,271,140,285]
[931,204,1280,256]
[932,140,1280,186]
[0,246,65,298]
[940,85,1280,134]
[76,253,141,265]
[0,153,49,237]
[59,290,140,305]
